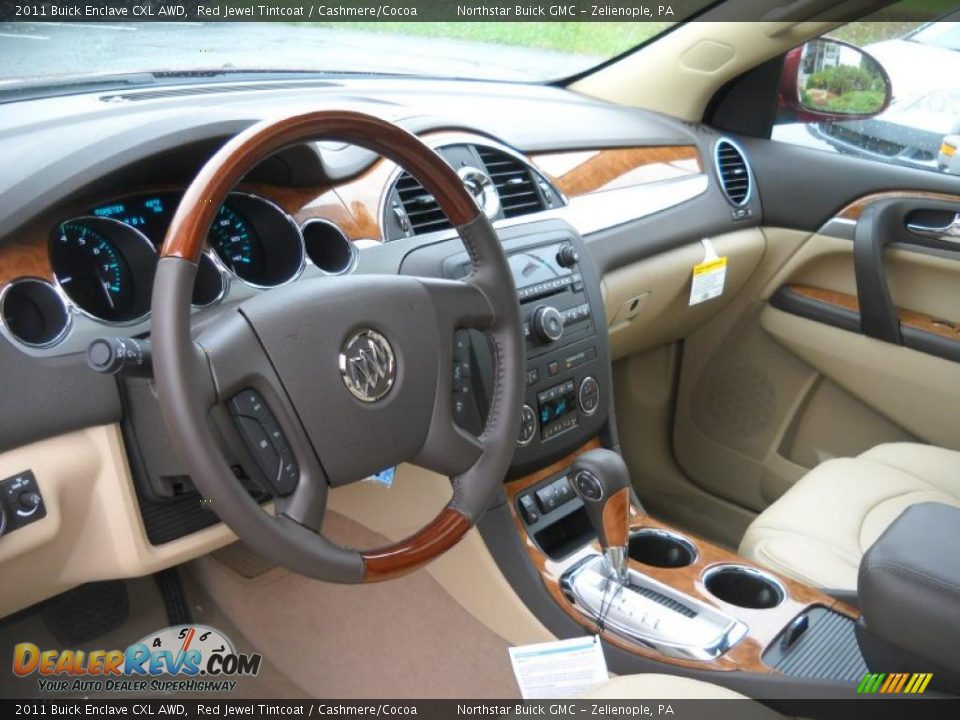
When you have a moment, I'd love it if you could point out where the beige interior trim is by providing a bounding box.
[602,229,766,361]
[761,306,960,450]
[571,20,838,120]
[326,465,555,647]
[0,424,237,617]
[0,424,555,643]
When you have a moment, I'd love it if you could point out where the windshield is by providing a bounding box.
[0,17,705,89]
[908,14,960,51]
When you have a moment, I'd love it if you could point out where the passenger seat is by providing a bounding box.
[739,443,960,592]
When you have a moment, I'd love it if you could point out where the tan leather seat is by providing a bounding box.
[740,443,960,591]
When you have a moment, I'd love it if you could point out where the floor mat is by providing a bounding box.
[190,511,522,699]
[0,573,306,699]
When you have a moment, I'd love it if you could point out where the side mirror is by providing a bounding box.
[778,39,892,122]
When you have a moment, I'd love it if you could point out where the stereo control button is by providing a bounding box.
[532,306,564,344]
[557,246,580,268]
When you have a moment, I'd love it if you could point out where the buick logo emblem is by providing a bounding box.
[339,330,396,403]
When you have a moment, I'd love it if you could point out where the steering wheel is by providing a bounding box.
[151,111,523,583]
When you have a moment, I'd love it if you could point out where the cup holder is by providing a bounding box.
[703,565,785,609]
[628,529,697,568]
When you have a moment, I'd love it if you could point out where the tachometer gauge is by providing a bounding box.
[49,217,157,323]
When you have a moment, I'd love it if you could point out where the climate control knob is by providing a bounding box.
[579,376,600,416]
[532,306,564,344]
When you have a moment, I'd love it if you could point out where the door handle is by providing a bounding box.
[906,212,960,242]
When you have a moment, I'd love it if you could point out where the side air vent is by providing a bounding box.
[476,146,546,218]
[393,172,451,235]
[715,139,751,206]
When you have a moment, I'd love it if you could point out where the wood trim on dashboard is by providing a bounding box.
[161,112,480,261]
[360,506,471,583]
[789,284,960,342]
[529,146,702,199]
[505,438,858,673]
[0,136,710,295]
[836,191,960,220]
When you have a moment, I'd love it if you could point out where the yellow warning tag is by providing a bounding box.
[690,256,727,305]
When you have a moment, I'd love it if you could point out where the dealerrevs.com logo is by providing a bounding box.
[13,625,262,693]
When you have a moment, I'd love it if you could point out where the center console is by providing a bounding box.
[435,225,612,474]
[404,219,869,687]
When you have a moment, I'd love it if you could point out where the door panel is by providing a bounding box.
[674,221,960,514]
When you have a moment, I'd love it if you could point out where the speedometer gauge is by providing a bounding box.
[208,205,264,283]
[50,217,157,323]
[207,194,304,288]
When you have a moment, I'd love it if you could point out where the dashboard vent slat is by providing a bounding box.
[714,139,752,206]
[388,143,557,238]
[476,146,547,219]
[392,173,452,235]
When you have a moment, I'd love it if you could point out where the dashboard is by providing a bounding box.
[0,129,711,358]
[0,76,763,617]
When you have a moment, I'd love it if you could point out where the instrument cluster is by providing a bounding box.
[1,191,358,352]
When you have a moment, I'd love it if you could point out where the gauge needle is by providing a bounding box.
[93,266,116,310]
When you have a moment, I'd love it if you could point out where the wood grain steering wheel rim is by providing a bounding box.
[152,111,524,583]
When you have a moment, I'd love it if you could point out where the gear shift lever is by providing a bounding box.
[571,449,632,583]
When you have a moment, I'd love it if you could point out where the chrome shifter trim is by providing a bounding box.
[561,555,747,662]
[603,545,629,583]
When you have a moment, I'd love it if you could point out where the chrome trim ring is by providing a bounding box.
[50,215,157,327]
[0,276,73,349]
[713,137,753,208]
[301,218,358,276]
[210,191,306,290]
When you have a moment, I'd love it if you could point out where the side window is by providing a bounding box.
[772,7,960,176]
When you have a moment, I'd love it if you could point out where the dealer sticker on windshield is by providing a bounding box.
[689,238,727,306]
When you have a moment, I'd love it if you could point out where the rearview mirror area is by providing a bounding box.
[779,39,892,122]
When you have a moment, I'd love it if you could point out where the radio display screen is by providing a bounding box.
[508,243,571,290]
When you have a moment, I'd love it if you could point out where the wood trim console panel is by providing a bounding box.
[505,439,858,674]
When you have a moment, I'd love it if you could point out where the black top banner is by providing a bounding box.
[0,0,953,23]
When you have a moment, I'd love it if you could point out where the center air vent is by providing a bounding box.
[393,172,451,235]
[715,139,751,206]
[386,142,558,239]
[476,146,547,218]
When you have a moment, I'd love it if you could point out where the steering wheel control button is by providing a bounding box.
[229,389,297,497]
[579,376,601,416]
[573,470,604,502]
[518,404,538,446]
[339,329,396,403]
[532,305,564,344]
[0,470,47,533]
